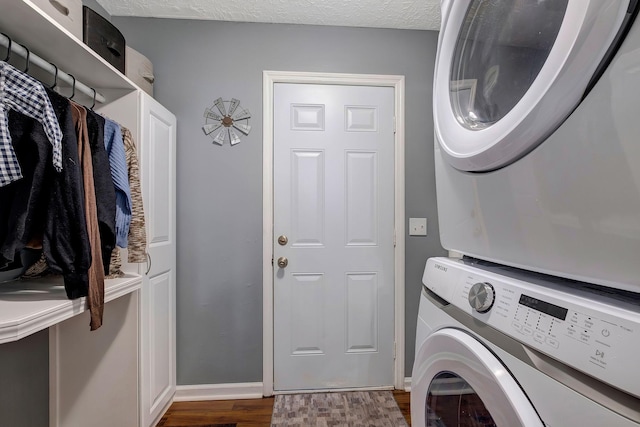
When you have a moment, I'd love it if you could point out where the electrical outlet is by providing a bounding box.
[409,218,427,236]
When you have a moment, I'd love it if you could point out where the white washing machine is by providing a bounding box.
[434,0,640,292]
[411,257,640,427]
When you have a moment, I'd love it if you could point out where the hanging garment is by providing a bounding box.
[108,126,147,277]
[103,118,132,248]
[0,87,90,298]
[85,110,116,274]
[42,88,91,298]
[72,102,104,330]
[121,127,146,263]
[0,61,62,186]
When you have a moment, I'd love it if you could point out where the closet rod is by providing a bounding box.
[0,33,105,104]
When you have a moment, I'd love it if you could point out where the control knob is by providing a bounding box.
[468,282,495,313]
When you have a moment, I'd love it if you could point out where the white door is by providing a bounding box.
[139,93,177,426]
[273,83,395,391]
[436,0,630,171]
[411,328,544,427]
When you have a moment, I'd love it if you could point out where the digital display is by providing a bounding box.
[519,294,568,320]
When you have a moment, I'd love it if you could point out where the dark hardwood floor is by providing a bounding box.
[157,390,411,426]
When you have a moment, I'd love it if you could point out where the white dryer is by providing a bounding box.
[411,257,640,427]
[434,0,640,292]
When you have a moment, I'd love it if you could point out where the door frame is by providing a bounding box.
[262,71,405,396]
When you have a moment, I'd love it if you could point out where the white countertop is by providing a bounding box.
[0,274,142,344]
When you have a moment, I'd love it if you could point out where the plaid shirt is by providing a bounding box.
[0,61,63,187]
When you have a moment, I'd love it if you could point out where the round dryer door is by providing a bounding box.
[435,0,631,171]
[411,328,544,427]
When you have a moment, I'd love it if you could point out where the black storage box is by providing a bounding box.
[82,6,125,73]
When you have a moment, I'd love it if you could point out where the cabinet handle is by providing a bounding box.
[49,0,70,16]
[145,252,152,275]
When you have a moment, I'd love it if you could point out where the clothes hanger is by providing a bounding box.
[1,33,12,62]
[49,62,58,90]
[22,45,29,73]
[68,73,75,100]
[90,88,96,110]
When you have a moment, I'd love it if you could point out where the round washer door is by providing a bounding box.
[411,328,544,427]
[435,0,630,171]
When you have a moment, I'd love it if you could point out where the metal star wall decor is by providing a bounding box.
[202,97,252,145]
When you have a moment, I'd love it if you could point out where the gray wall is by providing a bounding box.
[113,17,445,385]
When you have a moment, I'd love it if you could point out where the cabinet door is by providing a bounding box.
[139,92,177,427]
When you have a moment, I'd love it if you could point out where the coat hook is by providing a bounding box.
[23,46,30,73]
[50,62,58,89]
[68,73,76,100]
[90,88,96,110]
[1,33,12,62]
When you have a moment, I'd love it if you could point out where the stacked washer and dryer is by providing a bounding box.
[412,1,640,426]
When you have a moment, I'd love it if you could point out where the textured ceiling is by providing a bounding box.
[96,0,441,30]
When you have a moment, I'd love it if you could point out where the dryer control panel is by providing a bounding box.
[423,257,640,399]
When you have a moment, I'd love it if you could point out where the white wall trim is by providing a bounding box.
[262,70,406,396]
[174,383,264,402]
[275,385,395,395]
[404,377,411,392]
[149,398,173,427]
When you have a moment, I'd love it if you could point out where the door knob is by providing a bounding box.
[277,257,288,268]
[278,235,288,246]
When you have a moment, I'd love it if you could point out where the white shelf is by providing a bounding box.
[0,274,142,344]
[0,0,138,103]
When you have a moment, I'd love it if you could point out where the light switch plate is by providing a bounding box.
[409,218,427,236]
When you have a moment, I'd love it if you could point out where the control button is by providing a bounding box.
[601,329,611,337]
[533,332,545,343]
[579,331,591,343]
[468,282,495,313]
[522,326,533,336]
[512,322,522,332]
[546,337,559,348]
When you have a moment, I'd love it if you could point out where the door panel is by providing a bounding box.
[290,273,325,355]
[273,83,395,391]
[150,271,172,406]
[291,150,325,246]
[346,272,378,353]
[140,93,176,426]
[346,151,378,245]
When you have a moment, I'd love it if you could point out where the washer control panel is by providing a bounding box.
[423,257,640,399]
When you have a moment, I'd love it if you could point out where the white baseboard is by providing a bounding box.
[174,382,264,401]
[150,397,174,426]
[175,380,409,401]
[274,385,394,395]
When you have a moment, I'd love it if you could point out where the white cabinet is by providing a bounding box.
[140,94,177,426]
[0,1,177,426]
[100,91,177,427]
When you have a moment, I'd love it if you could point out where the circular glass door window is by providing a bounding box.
[434,0,629,171]
[450,0,568,130]
[426,371,496,427]
[411,328,544,426]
